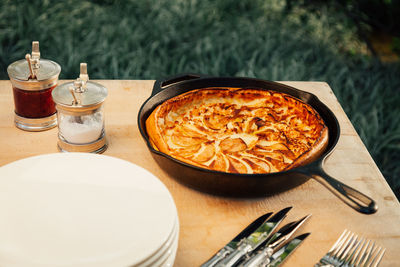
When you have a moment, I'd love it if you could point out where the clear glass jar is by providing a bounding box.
[52,63,108,153]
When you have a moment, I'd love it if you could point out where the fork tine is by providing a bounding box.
[348,237,366,266]
[334,232,355,259]
[371,247,386,267]
[352,239,370,266]
[366,246,381,267]
[366,245,381,267]
[367,246,386,267]
[328,229,349,253]
[330,230,351,257]
[338,234,358,261]
[359,241,375,266]
[342,235,363,265]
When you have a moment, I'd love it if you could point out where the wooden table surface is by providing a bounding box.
[1,80,399,266]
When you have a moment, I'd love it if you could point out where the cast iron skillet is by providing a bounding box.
[138,74,377,214]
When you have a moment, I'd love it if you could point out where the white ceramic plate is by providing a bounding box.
[138,215,179,267]
[162,234,178,267]
[0,153,178,267]
[137,215,179,267]
[151,224,179,267]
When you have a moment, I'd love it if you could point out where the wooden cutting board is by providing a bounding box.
[0,80,399,266]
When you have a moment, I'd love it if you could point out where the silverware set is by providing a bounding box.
[201,207,311,267]
[315,230,386,267]
[201,209,387,267]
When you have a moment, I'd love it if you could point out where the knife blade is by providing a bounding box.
[238,214,311,267]
[267,233,310,267]
[201,211,273,267]
[215,207,292,267]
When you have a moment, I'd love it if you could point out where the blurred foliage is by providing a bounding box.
[393,37,400,54]
[285,0,400,56]
[1,0,399,197]
[286,0,400,35]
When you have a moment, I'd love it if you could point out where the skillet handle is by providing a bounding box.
[310,165,378,214]
[152,73,207,95]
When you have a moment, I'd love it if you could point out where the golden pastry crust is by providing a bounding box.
[146,87,328,174]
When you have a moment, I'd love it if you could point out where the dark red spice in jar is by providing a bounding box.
[12,85,57,118]
[7,41,61,131]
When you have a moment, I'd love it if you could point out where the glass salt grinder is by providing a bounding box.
[7,41,61,131]
[51,63,108,153]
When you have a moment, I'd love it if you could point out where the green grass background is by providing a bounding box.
[1,0,399,198]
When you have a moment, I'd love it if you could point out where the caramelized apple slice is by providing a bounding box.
[220,137,247,153]
[226,155,249,173]
[251,148,284,161]
[192,142,216,162]
[257,142,289,151]
[203,114,229,130]
[242,156,271,173]
[175,144,202,158]
[209,152,228,172]
[170,125,207,147]
[170,133,206,147]
[180,124,207,138]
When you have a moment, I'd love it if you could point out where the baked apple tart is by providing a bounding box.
[146,88,328,174]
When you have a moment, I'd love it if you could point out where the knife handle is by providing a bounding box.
[239,247,273,267]
[215,243,251,267]
[201,248,231,267]
[239,253,265,267]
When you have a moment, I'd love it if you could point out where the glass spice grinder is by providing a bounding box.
[52,63,108,153]
[7,41,61,131]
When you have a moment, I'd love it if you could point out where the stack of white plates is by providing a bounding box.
[0,153,179,267]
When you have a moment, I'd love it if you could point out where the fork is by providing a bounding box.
[315,230,386,267]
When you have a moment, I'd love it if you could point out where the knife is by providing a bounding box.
[267,233,310,267]
[214,207,292,267]
[238,214,311,267]
[201,211,274,267]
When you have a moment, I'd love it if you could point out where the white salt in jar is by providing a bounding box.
[52,63,108,153]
